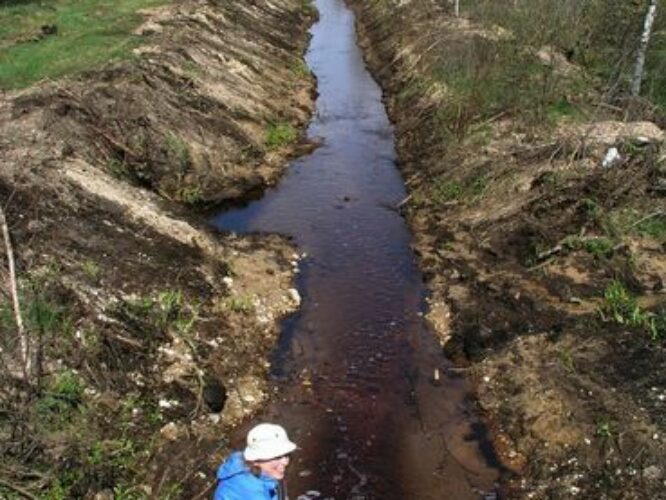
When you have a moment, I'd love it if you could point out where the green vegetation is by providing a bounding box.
[292,59,310,79]
[603,209,666,244]
[81,260,102,280]
[177,185,203,205]
[563,235,615,259]
[0,0,171,90]
[601,280,664,340]
[0,272,71,344]
[430,174,489,205]
[265,122,297,149]
[596,419,613,438]
[299,0,317,17]
[37,370,85,427]
[222,294,255,314]
[164,132,191,171]
[420,0,666,144]
[115,289,199,337]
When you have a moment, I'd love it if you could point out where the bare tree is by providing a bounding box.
[631,0,658,96]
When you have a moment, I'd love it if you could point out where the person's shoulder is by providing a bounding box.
[214,467,267,500]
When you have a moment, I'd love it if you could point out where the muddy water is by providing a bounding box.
[211,0,502,497]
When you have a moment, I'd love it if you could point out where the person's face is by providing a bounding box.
[256,454,290,480]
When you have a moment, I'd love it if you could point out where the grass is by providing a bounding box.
[562,235,615,259]
[601,280,665,340]
[164,132,190,171]
[0,0,171,90]
[117,289,199,337]
[265,122,297,149]
[177,185,203,205]
[430,174,489,205]
[223,294,255,314]
[292,59,310,79]
[603,209,666,244]
[37,370,85,427]
[81,260,101,280]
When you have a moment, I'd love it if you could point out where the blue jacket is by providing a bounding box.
[213,451,281,500]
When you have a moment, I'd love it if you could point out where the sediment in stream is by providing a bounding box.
[349,0,666,497]
[0,0,315,497]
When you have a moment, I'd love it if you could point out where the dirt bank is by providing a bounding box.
[0,0,315,497]
[349,0,666,497]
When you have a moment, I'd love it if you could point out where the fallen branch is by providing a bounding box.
[0,204,30,378]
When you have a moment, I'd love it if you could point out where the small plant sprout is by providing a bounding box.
[596,419,612,438]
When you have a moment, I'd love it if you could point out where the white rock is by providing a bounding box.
[288,288,301,306]
[602,147,621,168]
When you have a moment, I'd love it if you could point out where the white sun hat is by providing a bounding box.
[243,423,297,461]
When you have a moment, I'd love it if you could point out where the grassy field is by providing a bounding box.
[0,0,170,90]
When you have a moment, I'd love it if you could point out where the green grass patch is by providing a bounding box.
[265,122,297,149]
[37,370,85,427]
[603,209,666,243]
[562,235,615,259]
[0,0,171,89]
[222,294,255,315]
[601,280,665,340]
[430,174,489,205]
[546,97,582,122]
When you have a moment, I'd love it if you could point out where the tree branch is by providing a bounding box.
[0,204,31,378]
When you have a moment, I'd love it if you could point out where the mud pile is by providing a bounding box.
[349,0,666,497]
[0,0,314,497]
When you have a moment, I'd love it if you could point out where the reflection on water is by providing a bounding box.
[211,0,502,497]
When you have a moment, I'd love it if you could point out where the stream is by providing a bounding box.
[211,0,502,497]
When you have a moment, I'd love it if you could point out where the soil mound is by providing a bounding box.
[349,0,666,497]
[0,0,315,497]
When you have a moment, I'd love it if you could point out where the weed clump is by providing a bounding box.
[601,280,665,340]
[265,123,297,149]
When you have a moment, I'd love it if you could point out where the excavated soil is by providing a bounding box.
[3,0,666,498]
[349,0,666,498]
[0,0,315,497]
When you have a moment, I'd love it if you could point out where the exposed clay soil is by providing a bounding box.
[349,0,666,497]
[0,0,315,497]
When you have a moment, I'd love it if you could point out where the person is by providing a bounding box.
[213,423,297,500]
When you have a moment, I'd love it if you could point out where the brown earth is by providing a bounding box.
[2,0,666,498]
[0,0,316,497]
[349,0,666,498]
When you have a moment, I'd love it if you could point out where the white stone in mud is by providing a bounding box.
[288,288,301,306]
[159,422,181,441]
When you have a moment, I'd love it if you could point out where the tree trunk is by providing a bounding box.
[631,0,658,96]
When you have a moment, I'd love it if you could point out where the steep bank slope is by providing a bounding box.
[0,0,315,497]
[349,0,666,497]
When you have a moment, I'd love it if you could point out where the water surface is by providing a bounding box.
[212,0,501,497]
